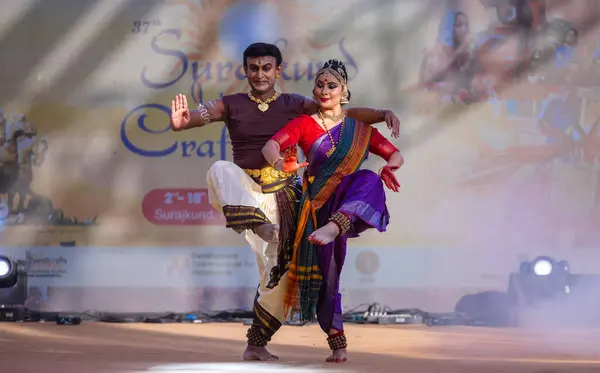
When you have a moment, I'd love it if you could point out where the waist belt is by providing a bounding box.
[243,166,296,193]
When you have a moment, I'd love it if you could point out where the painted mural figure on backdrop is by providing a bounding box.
[416,0,583,109]
[469,0,584,95]
[0,110,20,220]
[169,43,400,362]
[462,0,542,99]
[417,1,541,107]
[0,110,97,228]
[421,0,600,250]
[531,18,579,83]
[418,9,479,105]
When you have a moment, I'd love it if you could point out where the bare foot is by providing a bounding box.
[253,224,279,243]
[308,222,339,245]
[242,345,279,361]
[325,347,347,363]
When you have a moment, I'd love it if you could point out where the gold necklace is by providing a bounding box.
[318,111,345,157]
[320,111,345,122]
[248,91,279,112]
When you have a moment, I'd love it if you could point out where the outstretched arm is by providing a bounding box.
[170,94,226,132]
[301,97,400,138]
[370,128,403,192]
[188,99,226,128]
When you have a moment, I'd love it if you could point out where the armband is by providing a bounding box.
[196,103,211,124]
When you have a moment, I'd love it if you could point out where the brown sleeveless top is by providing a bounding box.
[223,93,305,169]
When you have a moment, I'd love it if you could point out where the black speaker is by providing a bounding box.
[454,290,516,326]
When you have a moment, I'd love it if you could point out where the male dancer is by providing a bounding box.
[170,42,400,361]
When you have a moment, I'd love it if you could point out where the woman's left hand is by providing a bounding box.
[380,165,400,192]
[383,110,400,139]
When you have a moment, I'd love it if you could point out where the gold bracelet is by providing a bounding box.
[378,166,384,176]
[271,157,284,169]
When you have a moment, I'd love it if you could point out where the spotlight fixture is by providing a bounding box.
[511,255,571,306]
[522,256,570,281]
[0,256,28,315]
[532,257,553,276]
[0,256,18,289]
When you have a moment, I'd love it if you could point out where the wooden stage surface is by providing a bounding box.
[1,322,600,373]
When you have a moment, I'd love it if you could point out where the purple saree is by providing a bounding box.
[305,123,390,333]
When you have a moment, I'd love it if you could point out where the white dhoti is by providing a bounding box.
[207,160,289,341]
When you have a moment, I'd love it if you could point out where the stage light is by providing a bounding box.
[519,256,569,278]
[532,256,553,276]
[510,255,571,306]
[0,256,28,320]
[0,258,10,277]
[0,256,18,288]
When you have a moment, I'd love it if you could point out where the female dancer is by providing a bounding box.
[261,59,404,362]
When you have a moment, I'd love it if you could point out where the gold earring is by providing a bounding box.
[276,74,281,78]
[341,87,349,104]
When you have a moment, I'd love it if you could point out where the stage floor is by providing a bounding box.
[1,322,600,373]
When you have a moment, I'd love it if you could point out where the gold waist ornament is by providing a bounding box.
[243,166,295,187]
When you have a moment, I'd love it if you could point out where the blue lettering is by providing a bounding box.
[192,62,212,81]
[235,64,246,80]
[138,30,359,90]
[181,140,197,157]
[197,141,215,157]
[120,103,177,157]
[191,80,203,104]
[281,61,292,81]
[217,62,233,81]
[294,63,314,81]
[141,29,188,89]
[179,140,215,157]
[121,103,230,159]
[124,28,361,160]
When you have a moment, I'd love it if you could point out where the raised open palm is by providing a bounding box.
[171,94,190,129]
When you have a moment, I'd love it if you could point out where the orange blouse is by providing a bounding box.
[270,115,399,161]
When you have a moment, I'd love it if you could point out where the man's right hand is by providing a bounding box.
[171,94,191,130]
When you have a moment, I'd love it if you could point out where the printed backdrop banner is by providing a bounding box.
[9,244,600,313]
[1,246,259,288]
[1,0,600,311]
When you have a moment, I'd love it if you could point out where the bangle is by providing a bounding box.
[196,103,211,124]
[378,166,385,176]
[271,157,284,169]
